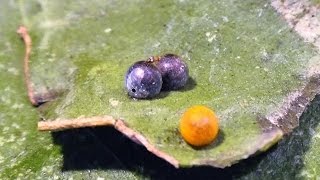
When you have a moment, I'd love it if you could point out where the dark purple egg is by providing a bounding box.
[156,54,189,90]
[125,61,162,99]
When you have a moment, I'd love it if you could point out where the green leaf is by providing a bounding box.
[24,0,320,168]
[0,1,139,179]
[2,1,320,178]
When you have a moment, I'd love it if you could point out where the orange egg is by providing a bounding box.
[179,105,219,147]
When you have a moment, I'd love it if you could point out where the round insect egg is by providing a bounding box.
[154,54,189,90]
[179,105,219,147]
[125,61,162,99]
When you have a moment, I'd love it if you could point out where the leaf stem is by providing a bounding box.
[17,26,38,106]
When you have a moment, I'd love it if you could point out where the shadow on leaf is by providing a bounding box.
[52,126,231,179]
[179,77,197,92]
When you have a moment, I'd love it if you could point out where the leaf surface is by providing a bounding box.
[6,0,320,169]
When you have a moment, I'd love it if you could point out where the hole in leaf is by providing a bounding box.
[132,89,136,93]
